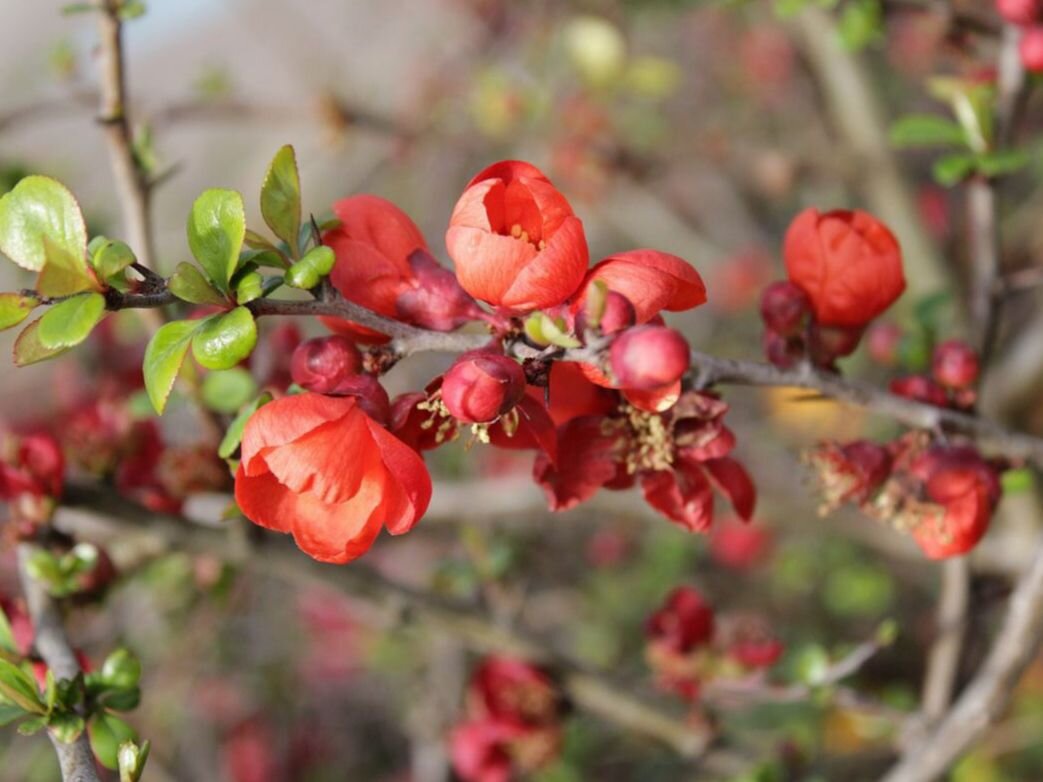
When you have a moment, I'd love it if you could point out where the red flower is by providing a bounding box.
[890,375,950,407]
[0,433,63,500]
[932,340,979,390]
[470,657,562,727]
[534,416,626,510]
[710,520,773,570]
[1022,27,1043,73]
[997,0,1041,25]
[450,719,523,782]
[572,249,706,325]
[784,208,906,328]
[234,393,431,563]
[646,586,715,654]
[807,440,893,510]
[290,335,362,394]
[446,160,588,312]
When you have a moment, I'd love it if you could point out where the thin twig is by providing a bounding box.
[16,545,101,782]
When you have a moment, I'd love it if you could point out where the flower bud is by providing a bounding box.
[442,351,526,424]
[1021,26,1043,72]
[808,323,864,365]
[576,284,636,335]
[335,375,391,425]
[996,0,1041,26]
[759,280,809,337]
[290,336,362,394]
[866,322,903,367]
[931,339,979,390]
[762,329,802,369]
[610,326,690,391]
[890,375,950,407]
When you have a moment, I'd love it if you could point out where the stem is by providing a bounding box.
[16,545,101,782]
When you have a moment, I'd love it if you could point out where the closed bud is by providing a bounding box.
[442,351,526,424]
[762,329,803,369]
[808,323,864,365]
[576,286,636,335]
[1020,26,1043,72]
[932,339,979,389]
[610,326,690,390]
[890,375,950,407]
[759,280,809,337]
[290,336,362,394]
[996,0,1041,26]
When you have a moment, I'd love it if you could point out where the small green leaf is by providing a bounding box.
[13,317,71,367]
[98,687,140,712]
[17,715,47,735]
[0,293,39,331]
[191,306,257,370]
[168,262,226,305]
[37,292,106,350]
[0,176,87,273]
[234,271,263,304]
[119,0,146,20]
[61,2,97,14]
[0,603,16,654]
[88,712,138,770]
[100,649,141,690]
[284,245,335,290]
[187,189,246,293]
[889,114,967,149]
[201,368,258,414]
[977,149,1031,178]
[218,392,272,459]
[48,711,85,744]
[1002,467,1034,494]
[143,319,204,414]
[0,660,46,714]
[243,229,279,252]
[118,739,150,782]
[37,234,97,297]
[838,0,882,51]
[91,239,136,280]
[792,644,831,687]
[0,703,24,726]
[933,153,977,187]
[261,145,302,255]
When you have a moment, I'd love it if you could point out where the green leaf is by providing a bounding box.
[13,317,71,367]
[89,712,138,770]
[0,293,39,331]
[1002,467,1034,494]
[191,307,257,370]
[37,292,106,350]
[889,114,967,149]
[48,711,85,744]
[933,153,977,187]
[201,368,258,414]
[187,189,246,293]
[168,262,226,305]
[143,319,204,414]
[17,715,46,736]
[0,660,46,714]
[119,0,146,20]
[261,145,302,256]
[218,392,272,459]
[37,235,97,297]
[91,239,136,280]
[0,603,15,655]
[98,687,140,712]
[100,649,141,690]
[118,739,150,782]
[234,271,263,304]
[0,703,24,726]
[284,245,335,290]
[0,176,87,273]
[838,0,882,51]
[977,149,1031,178]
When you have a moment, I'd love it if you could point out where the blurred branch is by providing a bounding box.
[920,558,970,723]
[16,545,101,782]
[52,485,712,760]
[882,0,1001,37]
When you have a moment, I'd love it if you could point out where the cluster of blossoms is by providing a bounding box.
[234,160,753,563]
[889,339,981,411]
[449,656,566,782]
[645,586,783,701]
[760,208,906,371]
[0,430,63,536]
[996,0,1043,72]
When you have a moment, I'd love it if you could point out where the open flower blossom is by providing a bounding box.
[783,208,906,328]
[322,195,479,340]
[234,392,431,563]
[446,160,588,312]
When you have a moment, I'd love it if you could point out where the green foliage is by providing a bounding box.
[25,544,100,598]
[187,188,246,294]
[0,293,39,331]
[90,238,136,281]
[143,319,205,414]
[284,245,335,289]
[234,271,264,304]
[889,114,967,149]
[838,0,883,51]
[218,392,272,459]
[37,292,106,350]
[201,368,258,414]
[260,145,302,256]
[168,262,226,305]
[932,153,978,187]
[0,660,46,715]
[191,306,257,370]
[13,317,71,367]
[88,712,138,770]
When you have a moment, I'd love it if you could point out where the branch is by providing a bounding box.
[51,485,711,759]
[16,545,101,782]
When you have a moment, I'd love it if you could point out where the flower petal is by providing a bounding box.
[365,417,432,535]
[702,456,756,520]
[240,394,356,475]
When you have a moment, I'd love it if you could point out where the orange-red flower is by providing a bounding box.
[446,160,588,312]
[783,208,906,328]
[234,393,431,563]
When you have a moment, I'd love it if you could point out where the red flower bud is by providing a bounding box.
[808,323,864,365]
[290,336,362,394]
[759,280,809,337]
[784,208,905,327]
[890,375,950,407]
[645,586,715,654]
[442,351,527,424]
[609,326,690,391]
[867,322,903,367]
[997,0,1041,25]
[932,339,979,390]
[575,289,636,335]
[1021,26,1043,72]
[762,329,803,369]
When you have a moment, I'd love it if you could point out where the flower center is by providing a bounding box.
[621,403,674,474]
[509,223,547,250]
[416,396,458,444]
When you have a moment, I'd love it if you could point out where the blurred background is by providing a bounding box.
[1,0,1042,780]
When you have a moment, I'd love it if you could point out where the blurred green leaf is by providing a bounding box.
[792,644,831,686]
[143,319,204,414]
[838,0,883,51]
[13,317,71,367]
[101,649,141,691]
[0,660,46,714]
[89,712,138,770]
[191,306,257,370]
[825,563,894,617]
[260,145,302,256]
[977,149,1031,178]
[37,292,106,350]
[201,368,258,414]
[0,293,39,331]
[1002,467,1035,494]
[889,114,967,149]
[187,189,245,293]
[932,153,977,186]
